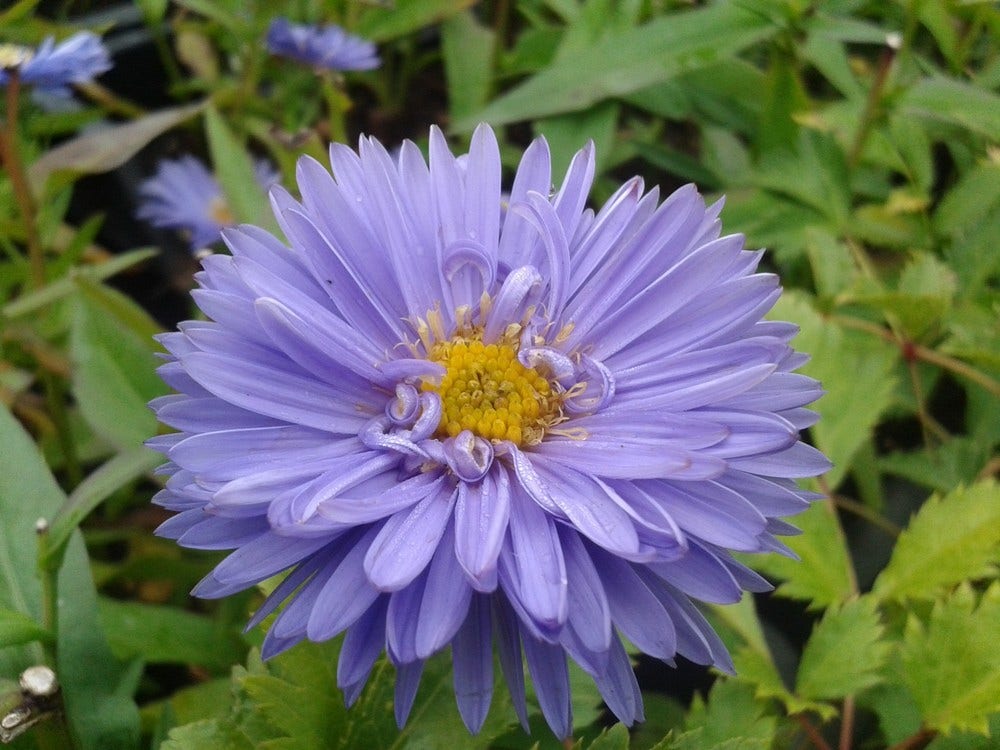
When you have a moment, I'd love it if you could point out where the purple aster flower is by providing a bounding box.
[0,32,111,95]
[265,17,380,72]
[137,156,281,252]
[148,124,830,737]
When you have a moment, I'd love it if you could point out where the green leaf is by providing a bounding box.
[535,100,620,177]
[770,291,898,489]
[204,105,277,234]
[899,77,1000,140]
[858,680,923,746]
[731,646,837,722]
[458,3,774,129]
[880,437,991,494]
[796,597,889,699]
[43,446,162,570]
[358,0,476,42]
[872,481,1000,602]
[441,10,495,123]
[159,719,253,750]
[900,582,1000,734]
[683,680,776,748]
[27,102,206,197]
[935,162,1000,239]
[98,598,245,670]
[0,608,51,649]
[69,277,166,450]
[1,247,158,319]
[0,405,141,749]
[746,501,854,611]
[584,723,631,749]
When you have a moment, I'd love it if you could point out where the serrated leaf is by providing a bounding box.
[873,481,1000,602]
[858,681,923,746]
[900,582,1000,734]
[731,646,837,722]
[69,278,167,450]
[583,723,630,749]
[880,438,991,494]
[746,501,854,611]
[684,680,776,748]
[159,718,254,750]
[796,597,889,699]
[770,291,898,489]
[0,405,140,749]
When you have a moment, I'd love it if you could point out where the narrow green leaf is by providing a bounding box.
[899,77,1000,139]
[796,597,889,699]
[0,608,52,649]
[441,10,495,123]
[746,501,854,611]
[1,247,158,319]
[358,0,476,42]
[0,405,141,749]
[44,446,162,570]
[458,4,775,129]
[203,105,276,234]
[873,481,1000,602]
[27,102,206,196]
[901,582,1000,734]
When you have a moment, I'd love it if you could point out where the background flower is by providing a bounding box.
[265,17,380,72]
[0,32,111,94]
[136,156,281,251]
[149,124,829,737]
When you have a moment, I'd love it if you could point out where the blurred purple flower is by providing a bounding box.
[265,17,380,72]
[148,125,829,737]
[0,32,111,94]
[137,156,281,252]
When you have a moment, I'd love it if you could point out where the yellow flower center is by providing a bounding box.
[208,197,236,227]
[422,336,561,446]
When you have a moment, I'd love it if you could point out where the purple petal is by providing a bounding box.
[452,595,494,734]
[523,633,572,739]
[364,482,457,591]
[415,521,473,658]
[454,466,510,591]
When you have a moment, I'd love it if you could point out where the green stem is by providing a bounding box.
[35,519,58,667]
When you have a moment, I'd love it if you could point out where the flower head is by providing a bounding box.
[149,125,829,737]
[265,17,380,72]
[0,32,111,94]
[137,156,281,252]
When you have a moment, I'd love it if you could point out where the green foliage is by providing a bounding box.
[795,597,889,700]
[900,583,1000,735]
[1,1,998,749]
[746,501,854,610]
[873,482,1000,602]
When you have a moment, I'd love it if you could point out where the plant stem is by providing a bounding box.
[35,519,59,666]
[831,493,901,537]
[829,314,1000,398]
[0,71,45,289]
[887,728,937,750]
[839,695,855,750]
[848,35,899,169]
[797,714,833,750]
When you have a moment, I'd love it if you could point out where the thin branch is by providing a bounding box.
[796,715,834,750]
[838,696,855,750]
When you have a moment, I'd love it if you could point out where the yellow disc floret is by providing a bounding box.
[422,336,561,446]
